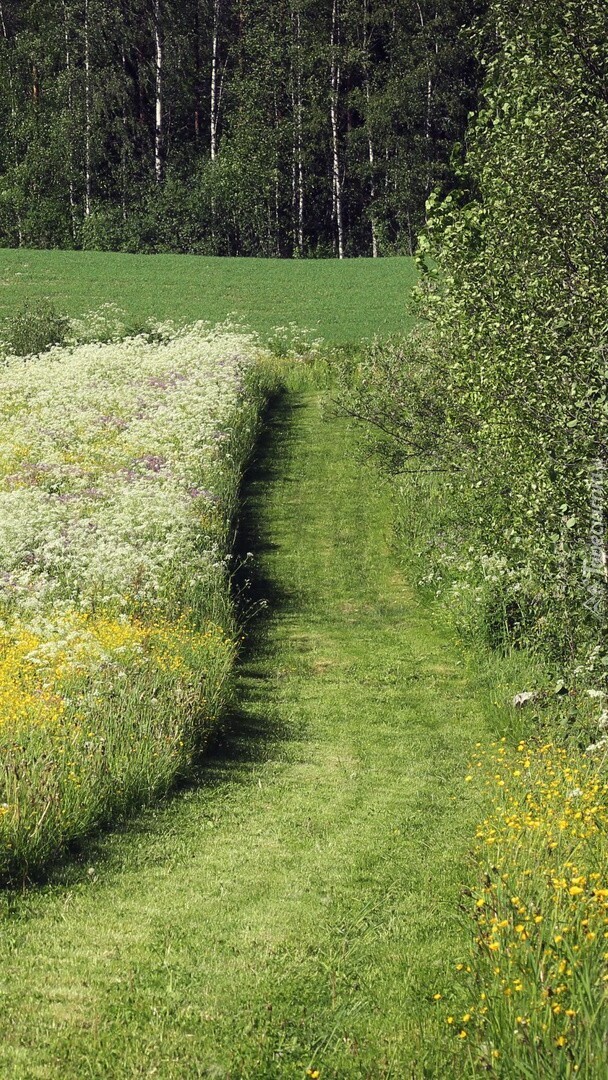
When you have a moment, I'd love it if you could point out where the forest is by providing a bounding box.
[0,0,483,256]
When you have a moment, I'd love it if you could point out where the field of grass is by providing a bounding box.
[0,323,277,883]
[0,249,606,1074]
[0,249,417,344]
[0,381,516,1078]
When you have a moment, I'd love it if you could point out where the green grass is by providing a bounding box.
[0,250,417,344]
[0,382,519,1078]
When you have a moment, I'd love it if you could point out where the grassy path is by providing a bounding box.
[0,391,494,1078]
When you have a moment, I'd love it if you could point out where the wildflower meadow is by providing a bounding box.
[0,322,275,883]
[439,738,608,1076]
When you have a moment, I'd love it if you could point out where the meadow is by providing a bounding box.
[0,319,278,882]
[458,737,608,1075]
[0,251,605,1077]
[0,249,418,344]
[0,248,417,883]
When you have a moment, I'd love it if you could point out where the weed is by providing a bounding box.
[0,299,68,356]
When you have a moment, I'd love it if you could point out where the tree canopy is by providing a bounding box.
[0,0,483,255]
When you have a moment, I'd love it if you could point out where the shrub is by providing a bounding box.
[339,0,608,670]
[1,299,69,357]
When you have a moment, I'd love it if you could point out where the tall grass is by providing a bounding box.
[0,322,279,883]
[448,738,608,1077]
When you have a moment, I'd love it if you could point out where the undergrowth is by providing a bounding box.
[333,334,608,1072]
[450,738,608,1077]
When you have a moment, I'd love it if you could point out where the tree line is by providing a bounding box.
[0,0,482,257]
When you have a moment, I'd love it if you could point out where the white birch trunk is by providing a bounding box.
[363,0,378,257]
[210,0,221,161]
[416,1,434,194]
[84,0,92,216]
[367,103,378,257]
[121,38,128,221]
[154,0,163,182]
[295,10,304,254]
[291,68,297,252]
[273,88,280,255]
[62,2,77,240]
[330,0,344,259]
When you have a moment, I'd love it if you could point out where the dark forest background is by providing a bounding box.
[0,1,483,256]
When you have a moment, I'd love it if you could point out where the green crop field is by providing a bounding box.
[0,249,417,344]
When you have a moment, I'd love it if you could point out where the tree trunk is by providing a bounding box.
[273,86,281,256]
[330,0,344,259]
[210,0,221,160]
[154,0,163,182]
[0,1,22,244]
[363,0,378,257]
[294,9,304,254]
[84,0,92,216]
[290,7,303,254]
[194,1,202,137]
[416,0,434,194]
[62,1,78,241]
[366,90,378,258]
[120,36,129,222]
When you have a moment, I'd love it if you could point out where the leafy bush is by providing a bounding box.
[418,0,608,663]
[340,0,608,670]
[336,5,608,1074]
[1,299,69,357]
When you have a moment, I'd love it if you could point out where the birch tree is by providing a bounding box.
[210,0,221,160]
[0,0,482,254]
[329,0,344,258]
[83,0,92,215]
[153,0,163,182]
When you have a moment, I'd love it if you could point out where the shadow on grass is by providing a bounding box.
[7,390,306,895]
[205,389,306,759]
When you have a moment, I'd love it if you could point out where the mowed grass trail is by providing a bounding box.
[0,389,495,1078]
[0,250,417,343]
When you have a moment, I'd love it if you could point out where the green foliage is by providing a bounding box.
[422,0,608,662]
[341,0,608,669]
[0,0,482,256]
[0,298,69,355]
